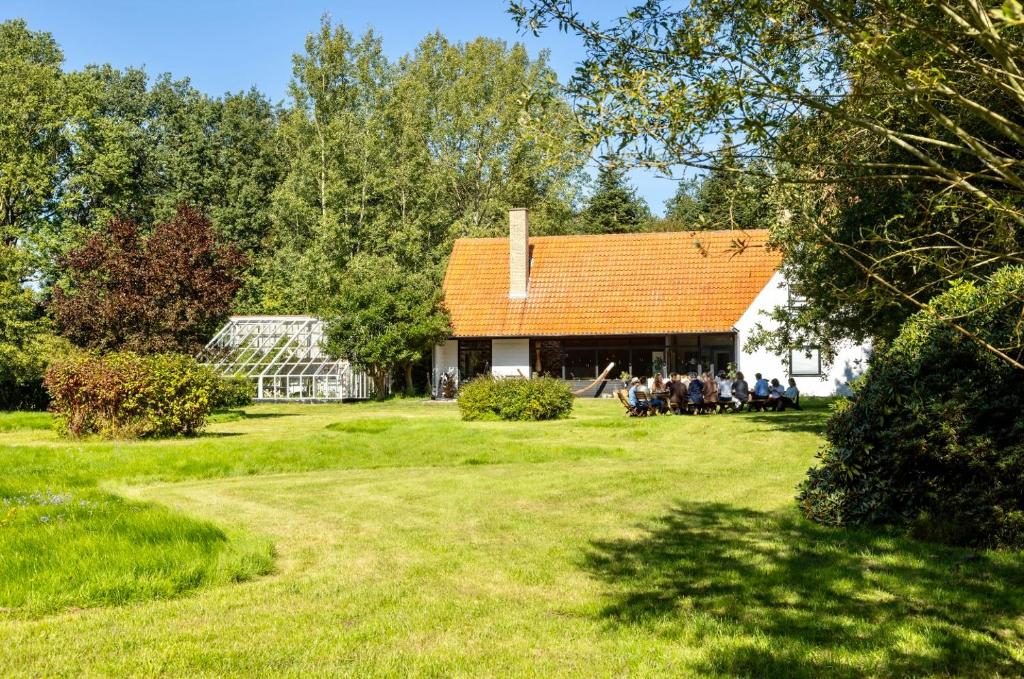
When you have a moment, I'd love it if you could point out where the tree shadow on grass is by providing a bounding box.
[582,503,1024,677]
[738,407,831,436]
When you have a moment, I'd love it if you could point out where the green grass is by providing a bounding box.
[1,399,1023,676]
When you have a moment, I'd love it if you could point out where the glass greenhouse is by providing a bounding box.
[200,316,375,401]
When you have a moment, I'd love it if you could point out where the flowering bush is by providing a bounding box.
[458,375,574,421]
[44,352,219,438]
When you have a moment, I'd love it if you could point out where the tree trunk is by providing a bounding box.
[371,367,388,400]
[403,363,414,396]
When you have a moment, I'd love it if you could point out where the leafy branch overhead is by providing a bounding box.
[512,0,1024,370]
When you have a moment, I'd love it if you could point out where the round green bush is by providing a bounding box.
[798,266,1024,548]
[45,351,219,438]
[211,373,256,409]
[458,375,574,421]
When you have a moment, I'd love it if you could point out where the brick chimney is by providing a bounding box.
[508,208,530,299]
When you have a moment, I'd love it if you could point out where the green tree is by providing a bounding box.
[322,254,450,396]
[578,166,650,234]
[0,20,67,248]
[661,157,775,232]
[260,18,587,315]
[513,0,1024,370]
[0,245,60,408]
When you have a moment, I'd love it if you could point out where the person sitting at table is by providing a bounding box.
[778,378,802,411]
[751,372,771,410]
[627,377,646,414]
[638,376,659,412]
[702,372,719,411]
[687,372,704,413]
[732,371,749,410]
[668,373,687,414]
[716,370,734,412]
[767,378,784,409]
[645,375,666,414]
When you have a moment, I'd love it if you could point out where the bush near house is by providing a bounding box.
[458,375,574,421]
[798,266,1024,549]
[45,352,219,438]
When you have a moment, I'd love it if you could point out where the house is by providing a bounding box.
[433,209,868,397]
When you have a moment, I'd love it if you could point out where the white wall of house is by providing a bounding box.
[491,338,531,377]
[735,272,869,397]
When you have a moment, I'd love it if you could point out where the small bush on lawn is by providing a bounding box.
[45,352,219,438]
[798,266,1024,549]
[211,374,255,409]
[458,375,574,421]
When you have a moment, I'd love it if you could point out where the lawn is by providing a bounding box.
[2,399,1023,677]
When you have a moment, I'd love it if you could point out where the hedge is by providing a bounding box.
[798,266,1024,548]
[45,352,220,438]
[458,375,574,421]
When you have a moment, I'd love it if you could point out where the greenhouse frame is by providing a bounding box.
[200,316,375,401]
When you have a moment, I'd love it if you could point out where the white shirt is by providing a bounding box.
[717,378,733,399]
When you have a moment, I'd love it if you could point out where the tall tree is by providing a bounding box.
[0,244,56,408]
[323,253,450,396]
[260,18,588,314]
[50,206,246,354]
[0,20,67,248]
[662,154,776,231]
[578,166,650,233]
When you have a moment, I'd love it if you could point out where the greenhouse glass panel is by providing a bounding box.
[199,316,376,401]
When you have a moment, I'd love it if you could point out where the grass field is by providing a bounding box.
[2,399,1023,677]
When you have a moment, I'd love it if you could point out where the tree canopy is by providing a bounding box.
[50,206,246,354]
[578,166,651,233]
[512,0,1024,370]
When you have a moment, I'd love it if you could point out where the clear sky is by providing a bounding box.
[3,0,681,215]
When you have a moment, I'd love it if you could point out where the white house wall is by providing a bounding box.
[735,272,869,397]
[491,338,530,378]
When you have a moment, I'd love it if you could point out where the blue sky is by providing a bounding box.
[4,0,681,214]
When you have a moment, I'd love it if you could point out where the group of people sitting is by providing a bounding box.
[621,371,802,416]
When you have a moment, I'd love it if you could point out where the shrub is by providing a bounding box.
[458,375,574,421]
[44,352,219,438]
[211,374,255,409]
[798,266,1024,548]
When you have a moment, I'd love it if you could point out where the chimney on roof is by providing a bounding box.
[509,208,530,299]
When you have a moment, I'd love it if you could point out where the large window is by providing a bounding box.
[790,347,822,376]
[459,340,491,379]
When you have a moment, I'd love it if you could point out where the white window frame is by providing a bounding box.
[790,346,822,377]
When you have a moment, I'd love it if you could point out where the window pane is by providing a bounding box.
[459,340,491,379]
[564,349,596,379]
[790,347,821,376]
[531,340,562,377]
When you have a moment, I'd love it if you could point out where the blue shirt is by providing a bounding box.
[628,386,639,407]
[754,378,770,397]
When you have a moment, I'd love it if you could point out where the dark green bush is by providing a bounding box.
[798,266,1024,548]
[458,375,574,421]
[211,373,255,409]
[45,352,219,438]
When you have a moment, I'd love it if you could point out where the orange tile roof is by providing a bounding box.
[442,230,781,337]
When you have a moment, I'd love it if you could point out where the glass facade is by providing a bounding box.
[528,334,736,379]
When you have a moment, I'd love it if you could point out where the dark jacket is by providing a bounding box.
[669,380,687,405]
[687,379,704,404]
[733,379,749,401]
